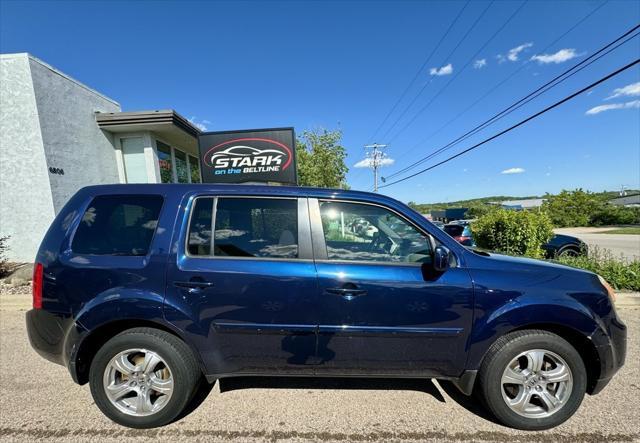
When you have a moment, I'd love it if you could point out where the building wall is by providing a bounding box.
[29,56,121,213]
[0,54,56,262]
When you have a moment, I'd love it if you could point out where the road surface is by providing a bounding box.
[1,292,638,443]
[554,227,640,261]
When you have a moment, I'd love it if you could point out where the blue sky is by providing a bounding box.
[1,0,638,203]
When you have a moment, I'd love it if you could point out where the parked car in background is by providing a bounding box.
[443,223,474,246]
[27,184,624,430]
[542,234,589,258]
[430,220,445,229]
[444,221,587,258]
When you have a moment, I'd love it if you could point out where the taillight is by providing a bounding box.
[32,263,43,309]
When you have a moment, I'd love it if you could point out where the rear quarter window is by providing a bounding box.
[71,195,164,256]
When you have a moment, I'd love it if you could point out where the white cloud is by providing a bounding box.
[429,63,453,76]
[585,100,640,115]
[606,82,640,100]
[474,59,487,69]
[501,167,525,174]
[188,116,208,131]
[354,157,395,168]
[530,48,579,64]
[506,42,533,62]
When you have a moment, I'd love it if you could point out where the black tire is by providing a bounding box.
[89,327,201,429]
[477,329,587,430]
[557,247,580,258]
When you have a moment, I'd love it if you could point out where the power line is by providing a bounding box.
[383,23,640,181]
[386,0,527,144]
[376,0,496,143]
[383,0,610,172]
[365,1,471,144]
[380,58,640,189]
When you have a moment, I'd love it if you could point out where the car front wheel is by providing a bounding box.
[477,329,587,430]
[89,327,200,428]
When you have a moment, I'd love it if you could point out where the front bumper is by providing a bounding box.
[588,315,627,395]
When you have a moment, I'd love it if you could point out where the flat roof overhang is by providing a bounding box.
[96,110,202,153]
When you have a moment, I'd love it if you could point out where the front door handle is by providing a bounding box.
[174,280,214,293]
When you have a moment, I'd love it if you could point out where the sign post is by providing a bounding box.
[198,127,297,185]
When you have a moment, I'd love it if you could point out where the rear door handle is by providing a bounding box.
[173,280,214,292]
[325,287,367,298]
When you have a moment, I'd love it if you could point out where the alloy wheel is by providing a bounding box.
[102,348,174,417]
[500,349,573,418]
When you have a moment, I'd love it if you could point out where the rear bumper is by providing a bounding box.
[26,309,83,381]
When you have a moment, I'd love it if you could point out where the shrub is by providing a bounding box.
[0,236,10,278]
[471,209,554,258]
[557,247,640,291]
[590,205,640,226]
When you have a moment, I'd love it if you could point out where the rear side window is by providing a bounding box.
[187,197,298,259]
[71,195,163,256]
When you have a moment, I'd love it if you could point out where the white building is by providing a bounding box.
[0,53,204,262]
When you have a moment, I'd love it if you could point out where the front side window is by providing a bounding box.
[319,201,432,263]
[72,195,163,256]
[214,198,298,259]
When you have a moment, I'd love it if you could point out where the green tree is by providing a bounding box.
[464,204,492,219]
[471,209,554,258]
[542,189,602,227]
[296,128,349,188]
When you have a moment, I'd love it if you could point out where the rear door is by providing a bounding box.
[310,198,474,377]
[164,194,319,376]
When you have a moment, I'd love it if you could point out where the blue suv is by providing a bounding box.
[27,184,626,430]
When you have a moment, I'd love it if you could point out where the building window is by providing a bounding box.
[156,141,173,184]
[174,149,189,183]
[189,155,201,183]
[121,137,148,183]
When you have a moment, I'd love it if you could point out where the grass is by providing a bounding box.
[597,227,640,235]
[556,246,640,291]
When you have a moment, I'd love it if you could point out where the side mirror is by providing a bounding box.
[433,246,450,273]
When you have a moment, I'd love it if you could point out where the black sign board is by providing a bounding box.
[198,128,297,185]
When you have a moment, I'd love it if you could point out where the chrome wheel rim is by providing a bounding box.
[501,349,573,418]
[103,348,174,417]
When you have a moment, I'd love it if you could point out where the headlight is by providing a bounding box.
[597,275,616,302]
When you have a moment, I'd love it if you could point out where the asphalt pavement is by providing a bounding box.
[1,292,638,443]
[554,227,640,261]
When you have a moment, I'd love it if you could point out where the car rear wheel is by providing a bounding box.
[89,327,200,428]
[477,330,586,430]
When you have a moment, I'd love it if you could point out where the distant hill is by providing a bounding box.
[408,190,639,214]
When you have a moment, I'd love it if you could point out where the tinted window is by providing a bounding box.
[214,198,298,259]
[319,201,432,263]
[187,198,213,256]
[72,195,163,256]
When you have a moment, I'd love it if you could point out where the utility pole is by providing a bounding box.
[364,143,388,192]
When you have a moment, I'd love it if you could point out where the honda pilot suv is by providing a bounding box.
[27,184,626,430]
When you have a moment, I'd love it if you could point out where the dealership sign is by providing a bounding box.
[198,128,297,184]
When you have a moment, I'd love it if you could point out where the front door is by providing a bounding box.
[310,199,474,377]
[164,195,319,376]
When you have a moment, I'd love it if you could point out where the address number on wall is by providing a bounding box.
[49,167,65,175]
